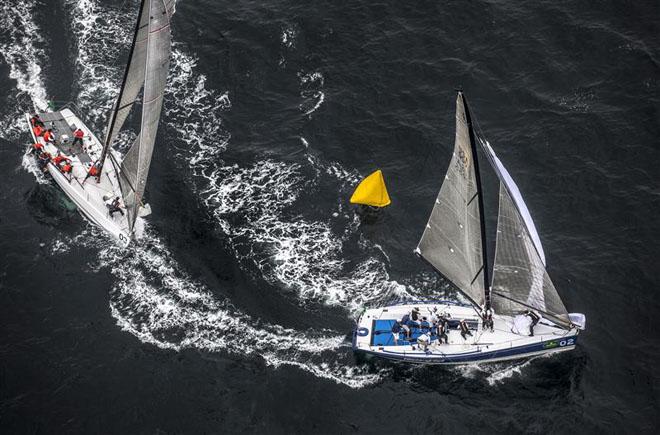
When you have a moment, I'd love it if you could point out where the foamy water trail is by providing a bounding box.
[452,353,551,385]
[51,0,387,387]
[57,226,385,388]
[0,0,48,137]
[166,50,407,312]
[66,0,133,125]
[164,48,412,312]
[299,71,325,116]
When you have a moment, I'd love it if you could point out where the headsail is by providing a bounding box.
[482,141,546,264]
[416,93,486,307]
[490,183,570,327]
[119,0,173,232]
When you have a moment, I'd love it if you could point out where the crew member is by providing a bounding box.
[435,321,448,344]
[84,162,101,183]
[37,152,51,172]
[525,310,540,336]
[31,142,44,155]
[105,196,124,218]
[410,307,422,327]
[60,161,73,174]
[399,313,412,340]
[43,129,55,144]
[458,319,473,340]
[391,321,403,345]
[72,128,85,147]
[30,114,45,128]
[52,153,70,166]
[33,125,44,137]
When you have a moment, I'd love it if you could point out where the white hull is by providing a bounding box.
[353,301,580,365]
[26,109,143,246]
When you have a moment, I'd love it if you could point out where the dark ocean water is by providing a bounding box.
[1,0,659,432]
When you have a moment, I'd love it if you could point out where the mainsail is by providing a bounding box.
[416,93,486,307]
[99,0,174,234]
[101,0,150,153]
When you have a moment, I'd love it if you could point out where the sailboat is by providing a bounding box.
[353,92,586,364]
[24,0,174,246]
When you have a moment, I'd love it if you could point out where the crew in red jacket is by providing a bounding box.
[72,128,84,147]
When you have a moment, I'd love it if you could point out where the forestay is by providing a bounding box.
[490,183,570,327]
[416,93,485,307]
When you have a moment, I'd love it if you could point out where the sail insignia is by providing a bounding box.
[416,92,485,307]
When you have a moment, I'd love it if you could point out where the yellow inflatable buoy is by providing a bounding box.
[350,169,391,207]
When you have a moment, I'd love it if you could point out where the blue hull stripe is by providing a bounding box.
[354,336,578,363]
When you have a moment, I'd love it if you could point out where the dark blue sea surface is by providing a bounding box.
[0,0,658,432]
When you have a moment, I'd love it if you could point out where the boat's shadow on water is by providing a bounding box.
[354,346,589,392]
[24,181,82,230]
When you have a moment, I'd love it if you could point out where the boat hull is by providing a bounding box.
[352,301,580,365]
[26,110,135,246]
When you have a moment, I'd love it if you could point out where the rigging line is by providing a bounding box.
[471,107,549,270]
[98,0,147,177]
[469,265,484,285]
[490,290,572,329]
[415,251,484,313]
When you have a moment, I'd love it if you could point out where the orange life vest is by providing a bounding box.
[61,163,72,173]
[74,129,84,139]
[33,126,43,137]
[32,142,43,150]
[88,165,99,176]
[43,131,53,142]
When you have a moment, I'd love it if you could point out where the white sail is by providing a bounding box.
[416,93,485,307]
[482,141,546,264]
[117,0,174,233]
[490,181,570,327]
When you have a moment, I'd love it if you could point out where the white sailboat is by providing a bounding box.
[25,0,175,246]
[353,92,586,364]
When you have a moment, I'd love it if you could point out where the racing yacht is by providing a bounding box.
[353,92,586,364]
[25,0,175,246]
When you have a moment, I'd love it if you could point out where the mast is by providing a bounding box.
[97,0,147,177]
[461,93,491,311]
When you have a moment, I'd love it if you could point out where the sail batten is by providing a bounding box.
[416,93,486,307]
